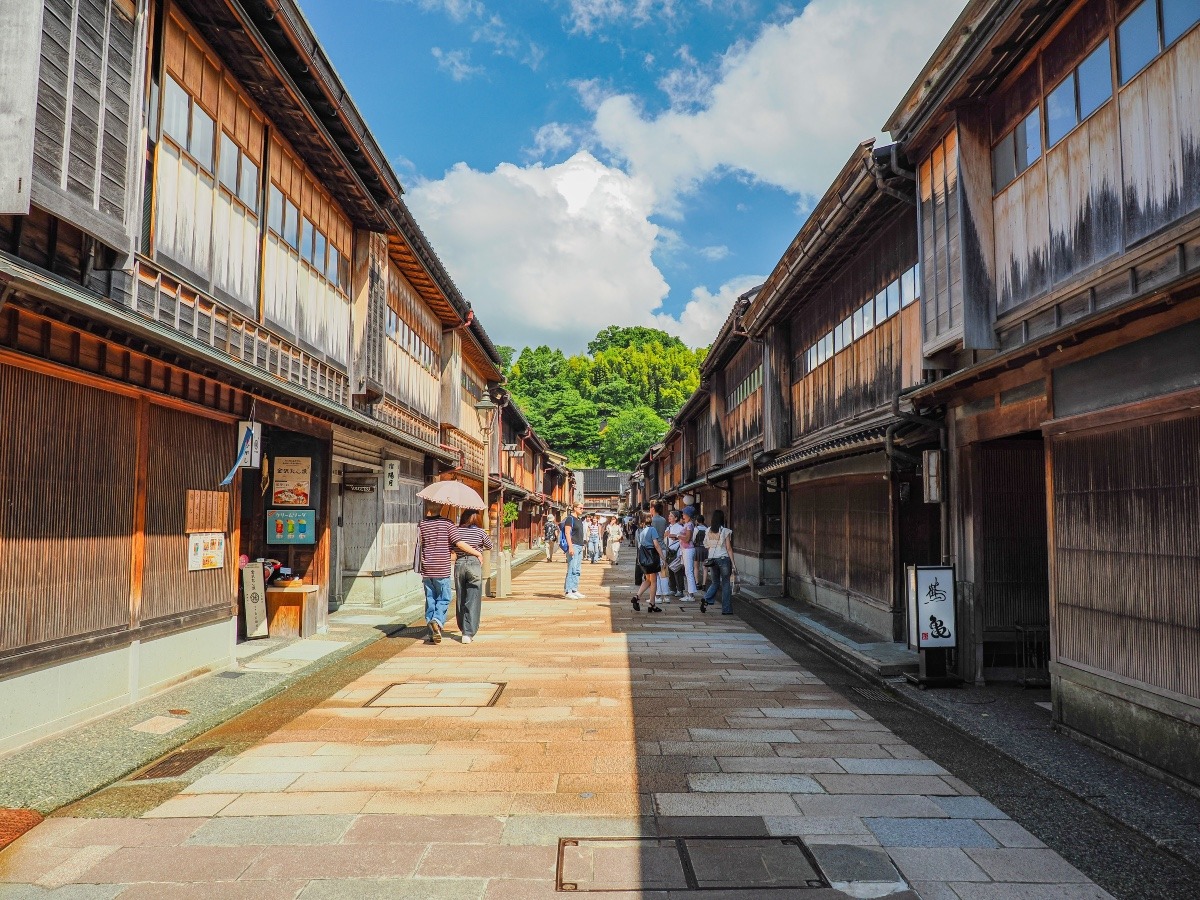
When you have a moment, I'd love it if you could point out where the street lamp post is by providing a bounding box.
[474,394,497,596]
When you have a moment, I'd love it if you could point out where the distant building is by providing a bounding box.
[578,469,630,513]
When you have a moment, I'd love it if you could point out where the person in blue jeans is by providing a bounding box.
[701,509,737,615]
[562,503,586,599]
[417,503,456,643]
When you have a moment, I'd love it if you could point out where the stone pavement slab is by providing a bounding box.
[0,558,1115,899]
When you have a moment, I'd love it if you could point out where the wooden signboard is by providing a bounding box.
[241,563,268,639]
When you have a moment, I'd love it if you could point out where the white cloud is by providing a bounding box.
[654,275,764,348]
[528,122,581,160]
[592,0,967,211]
[657,46,715,110]
[408,152,672,352]
[697,245,730,262]
[565,0,682,34]
[431,47,484,81]
[393,0,544,70]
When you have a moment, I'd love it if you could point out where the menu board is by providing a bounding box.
[272,456,311,507]
[187,532,226,571]
[267,509,316,545]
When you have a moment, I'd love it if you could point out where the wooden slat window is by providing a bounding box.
[381,261,441,423]
[262,133,353,366]
[154,4,265,310]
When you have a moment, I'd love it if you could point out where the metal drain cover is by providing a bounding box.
[850,687,894,703]
[366,681,505,708]
[558,836,827,892]
[131,747,220,780]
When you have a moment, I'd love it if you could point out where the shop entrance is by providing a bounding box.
[972,433,1050,682]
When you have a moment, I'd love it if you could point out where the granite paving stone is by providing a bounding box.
[0,558,1113,899]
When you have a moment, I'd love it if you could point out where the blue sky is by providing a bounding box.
[298,0,966,352]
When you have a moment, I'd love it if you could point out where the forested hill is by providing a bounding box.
[497,326,708,470]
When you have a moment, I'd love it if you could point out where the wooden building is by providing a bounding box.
[740,141,940,640]
[887,0,1200,789]
[578,469,630,514]
[0,0,540,753]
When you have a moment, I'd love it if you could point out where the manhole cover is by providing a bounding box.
[850,687,894,703]
[240,658,303,673]
[365,681,505,708]
[558,836,828,892]
[131,747,220,780]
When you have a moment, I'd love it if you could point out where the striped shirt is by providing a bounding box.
[417,516,455,579]
[452,525,493,554]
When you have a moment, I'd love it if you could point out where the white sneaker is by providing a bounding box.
[461,635,472,644]
[570,591,586,599]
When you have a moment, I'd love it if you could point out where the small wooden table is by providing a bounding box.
[265,584,320,639]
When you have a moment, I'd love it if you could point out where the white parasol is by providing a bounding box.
[416,480,486,510]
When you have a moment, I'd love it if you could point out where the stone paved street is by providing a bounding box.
[0,558,1114,899]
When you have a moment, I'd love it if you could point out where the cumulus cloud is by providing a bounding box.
[431,47,483,81]
[592,0,966,210]
[654,275,764,348]
[408,152,672,351]
[527,122,582,161]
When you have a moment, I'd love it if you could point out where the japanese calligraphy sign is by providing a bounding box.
[907,565,957,649]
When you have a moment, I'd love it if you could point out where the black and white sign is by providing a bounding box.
[907,565,956,649]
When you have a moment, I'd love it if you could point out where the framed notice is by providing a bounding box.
[908,565,957,649]
[267,509,316,545]
[272,456,311,507]
[187,532,226,571]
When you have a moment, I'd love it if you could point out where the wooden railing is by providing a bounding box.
[131,263,349,406]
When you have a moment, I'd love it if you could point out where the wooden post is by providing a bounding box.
[128,397,151,631]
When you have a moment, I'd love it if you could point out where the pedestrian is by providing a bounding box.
[692,513,709,592]
[632,511,664,613]
[417,502,455,643]
[600,515,610,557]
[701,509,737,615]
[452,510,492,644]
[665,509,685,598]
[606,516,624,563]
[679,507,699,599]
[544,513,559,562]
[562,502,586,599]
[587,515,602,563]
[651,502,669,598]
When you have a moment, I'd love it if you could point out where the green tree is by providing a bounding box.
[599,405,669,469]
[588,325,686,355]
[495,345,516,378]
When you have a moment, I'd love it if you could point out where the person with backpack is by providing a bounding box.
[632,510,664,613]
[561,503,586,599]
[701,509,737,615]
[692,513,709,595]
[544,513,560,562]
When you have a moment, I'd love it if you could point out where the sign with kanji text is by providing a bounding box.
[267,509,316,545]
[909,566,956,649]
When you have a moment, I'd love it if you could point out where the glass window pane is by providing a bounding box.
[887,280,901,317]
[239,157,259,210]
[284,200,299,249]
[268,185,282,234]
[902,265,919,306]
[190,105,214,171]
[162,76,189,145]
[1119,0,1160,84]
[1163,0,1200,44]
[834,325,843,353]
[862,300,875,333]
[992,132,1016,192]
[301,218,314,263]
[1046,76,1077,147]
[314,231,326,274]
[875,290,887,323]
[1077,40,1113,119]
[1015,108,1041,171]
[218,133,239,192]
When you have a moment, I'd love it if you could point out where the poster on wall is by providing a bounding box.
[272,456,311,506]
[267,509,316,545]
[187,533,226,571]
[911,566,956,649]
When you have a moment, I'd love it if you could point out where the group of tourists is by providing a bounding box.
[631,501,736,615]
[416,495,736,645]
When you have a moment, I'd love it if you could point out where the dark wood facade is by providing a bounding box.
[889,0,1200,789]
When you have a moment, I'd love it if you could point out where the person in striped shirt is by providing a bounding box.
[452,510,493,644]
[418,502,455,644]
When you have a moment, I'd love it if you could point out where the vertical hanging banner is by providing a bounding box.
[914,566,957,648]
[220,426,255,487]
[237,421,262,468]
